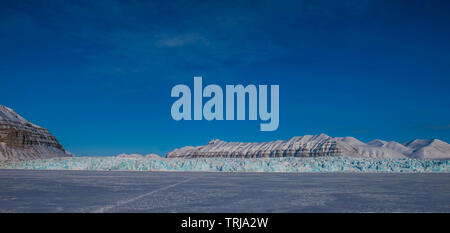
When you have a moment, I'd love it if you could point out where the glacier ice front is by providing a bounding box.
[0,156,449,173]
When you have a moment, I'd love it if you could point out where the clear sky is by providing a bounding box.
[1,0,449,156]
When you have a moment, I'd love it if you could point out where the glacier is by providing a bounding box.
[1,156,449,173]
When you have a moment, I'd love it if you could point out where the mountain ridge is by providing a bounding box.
[1,104,449,161]
[167,134,450,159]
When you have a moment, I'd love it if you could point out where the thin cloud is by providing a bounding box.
[156,33,210,48]
[428,124,450,131]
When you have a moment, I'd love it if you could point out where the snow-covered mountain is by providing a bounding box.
[405,139,450,159]
[0,105,72,162]
[168,134,358,158]
[167,134,450,159]
[117,153,161,159]
[2,104,448,161]
[368,139,413,155]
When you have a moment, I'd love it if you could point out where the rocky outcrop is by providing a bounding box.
[0,105,72,162]
[167,134,450,159]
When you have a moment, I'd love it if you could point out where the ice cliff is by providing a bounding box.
[1,156,448,173]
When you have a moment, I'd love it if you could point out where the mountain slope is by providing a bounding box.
[407,139,450,159]
[167,134,360,158]
[0,105,72,162]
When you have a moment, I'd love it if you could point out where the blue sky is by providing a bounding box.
[1,0,449,156]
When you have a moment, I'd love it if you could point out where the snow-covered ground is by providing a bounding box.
[0,169,449,212]
[1,156,449,172]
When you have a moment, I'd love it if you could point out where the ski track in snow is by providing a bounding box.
[91,176,200,213]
